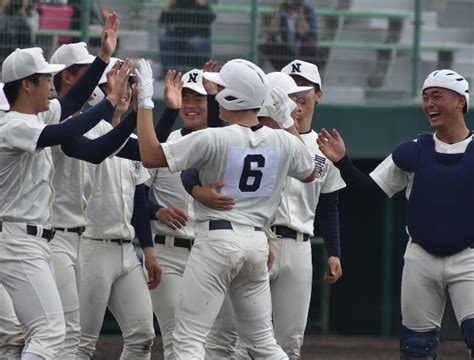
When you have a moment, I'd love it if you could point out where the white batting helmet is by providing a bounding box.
[203,59,268,111]
[422,69,469,113]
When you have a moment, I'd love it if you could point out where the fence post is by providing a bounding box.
[80,0,90,43]
[250,0,259,62]
[411,0,422,98]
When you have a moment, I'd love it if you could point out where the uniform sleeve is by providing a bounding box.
[137,163,150,186]
[161,130,211,173]
[370,154,409,198]
[287,137,316,181]
[0,118,45,153]
[320,162,346,194]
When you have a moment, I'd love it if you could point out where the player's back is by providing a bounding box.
[190,124,315,227]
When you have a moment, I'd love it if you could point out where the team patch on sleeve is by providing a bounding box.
[314,154,329,177]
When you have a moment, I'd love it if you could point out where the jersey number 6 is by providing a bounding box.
[239,154,265,192]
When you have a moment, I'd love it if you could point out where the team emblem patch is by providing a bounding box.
[314,154,329,177]
[132,161,141,176]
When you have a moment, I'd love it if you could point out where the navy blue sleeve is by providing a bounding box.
[144,185,162,220]
[60,110,137,164]
[116,137,140,161]
[58,56,108,121]
[334,155,387,200]
[317,191,341,258]
[131,184,154,249]
[156,108,179,142]
[37,99,114,148]
[180,168,202,196]
[207,95,225,128]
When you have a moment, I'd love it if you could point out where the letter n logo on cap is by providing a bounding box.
[188,73,198,83]
[291,63,302,73]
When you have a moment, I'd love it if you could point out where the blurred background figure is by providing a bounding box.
[158,0,215,77]
[0,0,38,62]
[260,0,318,70]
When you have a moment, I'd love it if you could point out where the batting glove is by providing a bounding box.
[266,87,296,129]
[135,58,155,109]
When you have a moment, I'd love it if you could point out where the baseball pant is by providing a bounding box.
[0,285,24,359]
[173,222,287,360]
[270,238,313,359]
[401,240,474,331]
[49,231,82,359]
[0,224,66,360]
[76,238,155,360]
[150,241,238,360]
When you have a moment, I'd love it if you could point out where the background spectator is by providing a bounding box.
[260,0,318,70]
[0,0,36,62]
[159,0,216,77]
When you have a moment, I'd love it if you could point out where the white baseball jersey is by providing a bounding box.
[273,130,346,235]
[0,111,55,225]
[370,133,472,199]
[147,129,196,239]
[83,150,149,239]
[162,124,315,228]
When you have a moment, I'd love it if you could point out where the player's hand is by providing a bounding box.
[98,12,119,62]
[106,59,131,107]
[317,128,347,162]
[156,207,188,230]
[324,256,342,284]
[192,182,235,211]
[135,58,155,109]
[267,240,275,272]
[144,254,162,289]
[266,87,297,129]
[202,60,219,95]
[164,69,183,109]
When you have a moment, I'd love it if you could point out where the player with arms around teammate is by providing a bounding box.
[135,57,317,359]
[0,43,130,360]
[317,69,473,360]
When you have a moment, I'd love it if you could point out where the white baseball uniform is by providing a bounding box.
[77,127,155,359]
[0,102,66,359]
[147,129,238,359]
[269,130,345,357]
[370,133,474,332]
[160,124,315,359]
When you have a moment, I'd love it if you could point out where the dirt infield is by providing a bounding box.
[93,334,470,359]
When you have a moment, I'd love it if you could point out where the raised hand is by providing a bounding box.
[266,87,296,129]
[202,60,220,95]
[135,58,155,109]
[316,128,346,162]
[164,69,183,109]
[98,12,119,62]
[323,256,342,285]
[192,182,235,211]
[155,207,188,230]
[106,59,131,107]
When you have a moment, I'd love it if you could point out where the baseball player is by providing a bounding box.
[185,65,346,359]
[135,58,317,359]
[317,69,473,360]
[76,58,160,360]
[0,84,24,360]
[147,66,238,359]
[0,40,129,360]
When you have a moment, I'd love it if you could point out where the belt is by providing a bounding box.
[208,220,264,232]
[154,235,194,250]
[273,225,310,242]
[55,226,86,235]
[0,221,55,242]
[90,238,132,244]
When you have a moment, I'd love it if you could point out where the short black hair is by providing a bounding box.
[3,73,41,106]
[53,64,87,93]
